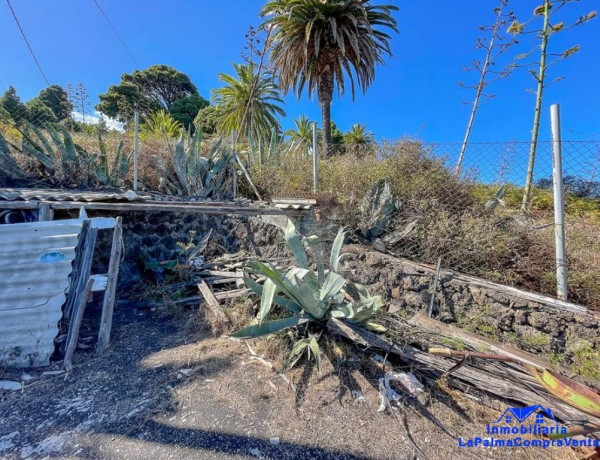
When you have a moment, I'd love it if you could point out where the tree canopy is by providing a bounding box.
[260,0,398,149]
[0,86,27,125]
[96,65,202,124]
[212,63,285,140]
[170,94,209,129]
[38,85,72,121]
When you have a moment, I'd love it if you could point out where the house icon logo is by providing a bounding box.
[494,405,557,425]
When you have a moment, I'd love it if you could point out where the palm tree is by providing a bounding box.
[142,109,182,137]
[285,115,314,146]
[343,123,374,144]
[212,63,285,140]
[261,0,398,153]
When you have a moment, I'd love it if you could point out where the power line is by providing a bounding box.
[92,0,141,69]
[5,0,50,86]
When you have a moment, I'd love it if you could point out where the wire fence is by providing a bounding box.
[250,139,600,310]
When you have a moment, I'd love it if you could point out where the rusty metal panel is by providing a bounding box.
[0,220,82,367]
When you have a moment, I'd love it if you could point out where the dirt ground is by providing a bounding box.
[0,305,582,460]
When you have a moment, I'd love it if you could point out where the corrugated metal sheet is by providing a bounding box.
[0,219,83,367]
[0,188,152,203]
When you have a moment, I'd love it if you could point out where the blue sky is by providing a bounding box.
[1,0,598,142]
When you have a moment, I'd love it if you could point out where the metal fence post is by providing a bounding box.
[231,131,237,200]
[551,103,568,301]
[133,110,139,191]
[312,123,318,194]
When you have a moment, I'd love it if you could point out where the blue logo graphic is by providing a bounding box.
[494,405,557,425]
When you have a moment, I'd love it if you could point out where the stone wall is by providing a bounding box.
[340,246,600,364]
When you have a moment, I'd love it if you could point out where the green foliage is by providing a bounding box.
[38,85,72,121]
[170,94,209,130]
[0,131,25,180]
[20,123,91,187]
[0,86,27,125]
[194,105,220,136]
[285,115,314,146]
[161,128,232,198]
[572,344,600,380]
[25,98,57,127]
[232,220,384,370]
[246,127,301,166]
[97,65,198,123]
[212,63,285,140]
[343,123,374,145]
[142,110,182,137]
[261,0,398,145]
[93,134,132,187]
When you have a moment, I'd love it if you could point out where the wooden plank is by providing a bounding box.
[38,202,53,221]
[64,221,97,320]
[48,201,292,216]
[90,274,108,292]
[198,280,231,327]
[204,277,239,286]
[408,314,555,371]
[197,270,243,279]
[0,201,39,210]
[97,217,123,354]
[63,278,94,372]
[214,288,250,300]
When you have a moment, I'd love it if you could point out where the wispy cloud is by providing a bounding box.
[71,110,123,131]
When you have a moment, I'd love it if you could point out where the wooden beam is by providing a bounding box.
[63,278,94,372]
[97,217,123,354]
[64,221,97,320]
[38,202,53,221]
[198,280,231,328]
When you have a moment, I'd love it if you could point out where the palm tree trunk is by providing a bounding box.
[521,0,550,212]
[318,67,334,155]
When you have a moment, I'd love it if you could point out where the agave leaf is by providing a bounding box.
[243,277,302,314]
[268,127,278,161]
[247,260,305,307]
[59,126,78,168]
[284,219,309,269]
[284,338,310,370]
[306,235,325,284]
[291,274,324,319]
[308,336,322,372]
[258,278,277,324]
[230,314,309,338]
[320,272,346,303]
[0,132,24,178]
[330,227,346,273]
[365,322,387,333]
[27,123,55,159]
[22,125,56,171]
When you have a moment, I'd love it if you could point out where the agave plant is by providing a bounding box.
[246,127,300,166]
[161,126,231,198]
[20,123,91,187]
[232,220,384,371]
[0,131,25,180]
[93,134,132,187]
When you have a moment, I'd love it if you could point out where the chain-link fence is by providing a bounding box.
[250,139,600,310]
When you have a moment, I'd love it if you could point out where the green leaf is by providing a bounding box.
[330,227,346,272]
[309,336,322,372]
[284,338,309,370]
[230,314,308,338]
[365,322,387,333]
[284,219,309,269]
[306,235,325,284]
[320,272,346,303]
[258,278,277,324]
[243,276,302,314]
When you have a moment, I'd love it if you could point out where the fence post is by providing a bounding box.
[551,103,567,301]
[312,122,318,194]
[133,110,139,191]
[231,131,237,200]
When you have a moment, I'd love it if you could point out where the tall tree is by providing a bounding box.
[25,98,57,126]
[0,86,27,125]
[212,63,285,139]
[508,1,596,211]
[260,0,398,153]
[38,85,72,121]
[456,1,516,175]
[96,65,199,123]
[170,94,209,129]
[193,105,220,136]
